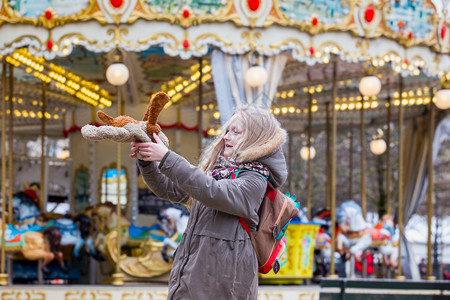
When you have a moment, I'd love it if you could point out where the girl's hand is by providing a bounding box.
[130,141,141,159]
[130,133,168,161]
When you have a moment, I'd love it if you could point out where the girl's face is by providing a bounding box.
[223,118,244,158]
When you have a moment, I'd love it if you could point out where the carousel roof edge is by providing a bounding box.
[0,0,448,49]
[0,1,449,75]
[0,19,448,77]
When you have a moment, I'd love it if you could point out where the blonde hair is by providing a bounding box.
[199,105,283,172]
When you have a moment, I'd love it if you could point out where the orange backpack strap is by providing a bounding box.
[231,170,274,233]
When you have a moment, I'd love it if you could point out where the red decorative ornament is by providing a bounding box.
[110,0,123,9]
[45,10,52,20]
[364,5,375,23]
[46,40,54,50]
[183,39,189,49]
[158,122,209,137]
[312,17,318,26]
[408,31,413,39]
[183,9,190,18]
[309,46,314,56]
[404,59,408,65]
[441,24,447,39]
[248,0,260,12]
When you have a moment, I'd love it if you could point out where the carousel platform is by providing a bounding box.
[0,284,320,299]
[1,279,450,299]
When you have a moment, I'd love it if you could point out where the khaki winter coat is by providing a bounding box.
[138,130,287,300]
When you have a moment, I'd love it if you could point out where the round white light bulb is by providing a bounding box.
[106,63,129,86]
[300,146,316,160]
[359,76,382,97]
[245,66,268,88]
[434,89,450,110]
[370,139,387,155]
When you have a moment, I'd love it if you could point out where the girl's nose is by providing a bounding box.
[223,132,230,141]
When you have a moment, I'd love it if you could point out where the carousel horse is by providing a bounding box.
[12,191,41,229]
[71,213,101,260]
[101,204,189,279]
[154,205,189,262]
[12,191,100,260]
[120,204,189,262]
[37,214,101,260]
[80,202,130,256]
[374,215,398,269]
[0,219,68,274]
[336,200,372,261]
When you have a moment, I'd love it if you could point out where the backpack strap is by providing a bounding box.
[230,170,276,233]
[231,170,276,198]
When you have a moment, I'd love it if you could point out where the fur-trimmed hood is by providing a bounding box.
[238,128,287,188]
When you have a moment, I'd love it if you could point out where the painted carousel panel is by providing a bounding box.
[385,0,436,40]
[144,0,228,15]
[278,0,350,24]
[6,0,90,18]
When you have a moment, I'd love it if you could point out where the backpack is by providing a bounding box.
[231,170,300,274]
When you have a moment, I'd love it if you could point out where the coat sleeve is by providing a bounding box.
[137,159,189,205]
[158,151,267,220]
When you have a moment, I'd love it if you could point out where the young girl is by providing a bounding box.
[130,106,287,299]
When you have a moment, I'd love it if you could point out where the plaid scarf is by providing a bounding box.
[206,156,270,181]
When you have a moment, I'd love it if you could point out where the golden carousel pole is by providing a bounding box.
[425,90,435,281]
[349,126,353,200]
[325,102,330,210]
[360,96,366,218]
[8,64,13,224]
[306,92,313,220]
[327,55,339,278]
[198,58,203,156]
[112,85,124,286]
[288,131,293,192]
[0,58,9,286]
[395,74,405,280]
[40,82,46,211]
[386,95,392,216]
[106,49,129,286]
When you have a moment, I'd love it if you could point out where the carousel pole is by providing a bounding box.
[0,58,9,286]
[112,85,124,286]
[40,81,46,211]
[198,58,203,156]
[7,64,13,223]
[325,102,330,210]
[425,90,435,280]
[288,131,293,192]
[106,49,129,286]
[306,92,312,219]
[386,95,392,216]
[395,74,405,280]
[327,55,339,278]
[349,126,354,200]
[360,96,366,218]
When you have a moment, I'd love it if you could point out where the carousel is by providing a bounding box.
[0,0,449,299]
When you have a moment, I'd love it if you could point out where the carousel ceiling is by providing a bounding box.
[0,0,449,133]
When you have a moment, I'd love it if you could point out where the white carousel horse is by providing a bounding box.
[374,215,398,269]
[155,205,189,262]
[336,200,372,258]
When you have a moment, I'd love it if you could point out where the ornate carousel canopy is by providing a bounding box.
[0,0,449,130]
[0,0,448,67]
